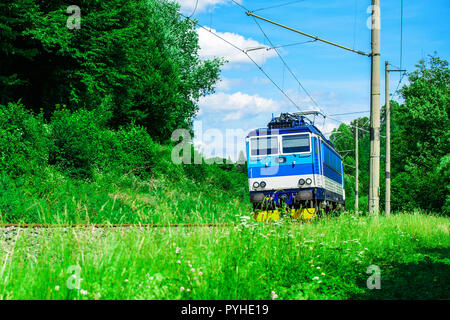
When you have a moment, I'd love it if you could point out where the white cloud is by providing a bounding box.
[175,0,239,14]
[316,121,339,138]
[215,77,244,91]
[197,27,277,66]
[199,91,281,121]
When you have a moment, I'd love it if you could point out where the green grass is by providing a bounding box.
[0,167,251,224]
[1,213,448,300]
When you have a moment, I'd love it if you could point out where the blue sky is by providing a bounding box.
[174,0,449,161]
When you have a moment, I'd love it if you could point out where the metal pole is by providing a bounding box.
[385,61,391,216]
[355,122,359,213]
[369,0,381,215]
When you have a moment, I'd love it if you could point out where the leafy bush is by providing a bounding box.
[437,154,450,216]
[49,107,105,179]
[0,102,50,176]
[98,124,164,178]
[0,173,31,222]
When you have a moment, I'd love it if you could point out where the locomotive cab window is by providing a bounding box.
[250,136,279,156]
[282,134,310,154]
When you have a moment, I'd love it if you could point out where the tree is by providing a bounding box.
[0,0,223,141]
[392,55,449,213]
[0,1,41,105]
[329,118,370,211]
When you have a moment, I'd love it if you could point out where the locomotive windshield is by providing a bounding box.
[282,134,310,153]
[250,136,279,156]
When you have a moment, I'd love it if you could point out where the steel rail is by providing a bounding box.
[0,223,235,229]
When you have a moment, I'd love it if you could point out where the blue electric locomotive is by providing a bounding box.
[245,112,345,219]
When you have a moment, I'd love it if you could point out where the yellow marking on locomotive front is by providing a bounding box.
[254,210,280,222]
[290,208,316,220]
[254,208,316,221]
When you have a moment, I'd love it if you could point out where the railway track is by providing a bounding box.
[0,223,236,229]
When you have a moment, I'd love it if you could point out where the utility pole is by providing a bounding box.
[384,63,405,216]
[369,0,381,215]
[355,122,359,213]
[385,61,391,216]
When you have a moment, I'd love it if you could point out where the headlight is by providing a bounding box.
[260,181,266,188]
[299,179,305,185]
[306,178,312,185]
[253,182,260,188]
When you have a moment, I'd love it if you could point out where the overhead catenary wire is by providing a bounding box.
[325,115,371,134]
[229,0,250,11]
[244,7,372,135]
[352,0,358,49]
[393,0,406,97]
[251,16,326,115]
[246,11,371,57]
[267,39,318,51]
[400,0,404,71]
[329,111,370,117]
[248,0,306,13]
[173,0,373,136]
[163,1,303,111]
[189,0,199,18]
[198,22,301,110]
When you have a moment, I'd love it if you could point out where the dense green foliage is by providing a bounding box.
[0,102,249,223]
[330,56,449,215]
[1,0,222,140]
[1,214,448,299]
[0,102,50,177]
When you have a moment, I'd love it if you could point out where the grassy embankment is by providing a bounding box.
[0,169,250,225]
[0,102,250,225]
[1,213,448,300]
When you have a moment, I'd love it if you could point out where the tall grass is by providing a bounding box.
[1,213,448,300]
[0,163,251,224]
